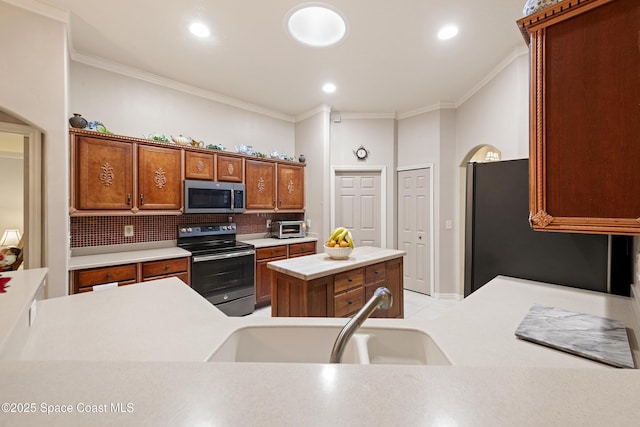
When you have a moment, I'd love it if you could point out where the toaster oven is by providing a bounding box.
[275,221,306,239]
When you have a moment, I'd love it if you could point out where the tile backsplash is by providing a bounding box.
[70,213,304,248]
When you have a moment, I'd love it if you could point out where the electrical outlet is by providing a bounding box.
[306,219,311,228]
[266,219,272,228]
[124,225,134,237]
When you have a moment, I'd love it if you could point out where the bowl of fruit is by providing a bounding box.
[324,227,354,260]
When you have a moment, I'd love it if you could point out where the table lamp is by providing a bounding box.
[0,229,21,248]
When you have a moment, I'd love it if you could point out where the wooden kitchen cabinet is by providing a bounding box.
[70,130,183,215]
[255,246,288,307]
[73,135,134,211]
[245,159,305,212]
[272,258,403,318]
[72,264,138,294]
[245,159,276,210]
[185,151,214,180]
[216,154,243,183]
[71,256,191,294]
[288,241,316,258]
[517,0,640,235]
[141,258,190,285]
[276,164,304,211]
[137,145,182,211]
[254,241,317,307]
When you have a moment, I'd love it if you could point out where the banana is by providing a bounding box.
[329,227,346,242]
[336,228,349,243]
[346,231,354,248]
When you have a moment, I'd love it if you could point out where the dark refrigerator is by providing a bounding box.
[464,159,631,297]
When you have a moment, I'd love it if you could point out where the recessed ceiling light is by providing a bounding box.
[322,83,337,93]
[189,22,210,38]
[437,25,459,40]
[286,4,347,47]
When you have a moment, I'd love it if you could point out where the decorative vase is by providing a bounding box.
[298,154,306,163]
[523,0,562,16]
[69,113,88,129]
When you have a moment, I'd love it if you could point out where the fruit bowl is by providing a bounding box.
[324,244,353,260]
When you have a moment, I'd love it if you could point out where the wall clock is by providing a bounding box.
[354,145,369,160]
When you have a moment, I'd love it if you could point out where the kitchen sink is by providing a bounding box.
[207,325,451,365]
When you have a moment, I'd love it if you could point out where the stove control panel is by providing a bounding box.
[178,223,237,237]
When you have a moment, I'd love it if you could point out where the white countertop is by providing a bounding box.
[0,268,47,359]
[266,246,406,280]
[3,274,640,425]
[20,278,227,362]
[69,247,191,270]
[239,236,317,248]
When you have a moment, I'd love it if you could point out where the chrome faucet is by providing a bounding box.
[329,287,393,363]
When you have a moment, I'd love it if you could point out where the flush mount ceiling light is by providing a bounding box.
[286,4,348,47]
[189,22,210,38]
[437,24,459,40]
[322,82,337,93]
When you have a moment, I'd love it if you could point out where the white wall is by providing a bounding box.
[329,116,397,247]
[0,1,69,297]
[69,62,295,157]
[294,107,330,239]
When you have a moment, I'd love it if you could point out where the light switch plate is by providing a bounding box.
[445,220,453,230]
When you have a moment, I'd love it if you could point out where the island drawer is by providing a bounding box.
[257,246,288,260]
[334,288,364,317]
[334,268,364,294]
[142,258,189,278]
[365,263,385,283]
[75,264,137,288]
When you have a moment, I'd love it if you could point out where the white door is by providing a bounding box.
[334,171,382,247]
[398,168,432,295]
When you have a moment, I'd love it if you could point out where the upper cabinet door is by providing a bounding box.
[137,145,182,211]
[245,159,276,210]
[185,151,214,180]
[277,164,304,210]
[216,154,243,182]
[518,0,640,235]
[75,136,133,210]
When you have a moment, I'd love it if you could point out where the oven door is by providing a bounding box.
[191,249,255,305]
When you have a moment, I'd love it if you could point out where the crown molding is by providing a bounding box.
[70,50,297,123]
[397,102,456,120]
[3,0,68,22]
[334,112,397,120]
[455,46,529,107]
[295,104,331,123]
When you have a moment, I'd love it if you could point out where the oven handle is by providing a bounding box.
[192,249,255,263]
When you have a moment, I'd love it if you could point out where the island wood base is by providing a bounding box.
[271,257,404,318]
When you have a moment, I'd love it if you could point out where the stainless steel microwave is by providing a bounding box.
[184,180,246,214]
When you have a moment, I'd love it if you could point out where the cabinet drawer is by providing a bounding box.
[142,271,190,285]
[142,258,189,279]
[334,268,364,294]
[78,279,137,293]
[334,288,364,317]
[365,263,385,283]
[288,241,316,256]
[76,264,137,287]
[256,246,288,260]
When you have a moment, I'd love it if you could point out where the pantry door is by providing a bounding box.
[333,169,383,248]
[398,167,433,295]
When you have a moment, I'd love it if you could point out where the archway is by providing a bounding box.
[0,110,44,271]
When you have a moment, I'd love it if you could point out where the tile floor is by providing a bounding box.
[248,289,460,320]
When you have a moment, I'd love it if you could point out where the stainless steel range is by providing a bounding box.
[177,223,255,316]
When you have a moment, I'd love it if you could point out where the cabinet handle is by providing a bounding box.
[374,270,379,275]
[272,200,276,207]
[348,300,353,305]
[127,193,131,205]
[164,265,169,270]
[106,273,112,279]
[279,200,282,207]
[140,194,144,205]
[348,278,352,282]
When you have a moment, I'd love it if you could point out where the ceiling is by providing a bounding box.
[37,0,527,118]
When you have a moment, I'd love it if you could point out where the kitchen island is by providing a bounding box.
[266,246,406,318]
